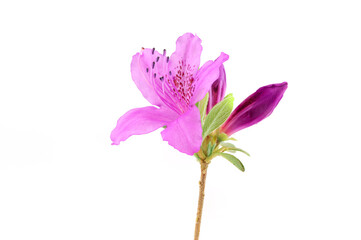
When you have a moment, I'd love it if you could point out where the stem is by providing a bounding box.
[194,161,208,240]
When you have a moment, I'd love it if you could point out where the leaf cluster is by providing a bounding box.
[195,94,250,172]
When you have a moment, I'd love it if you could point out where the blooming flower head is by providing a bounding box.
[110,33,289,240]
[111,33,229,155]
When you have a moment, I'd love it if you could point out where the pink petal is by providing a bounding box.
[161,106,202,155]
[191,52,229,104]
[131,49,166,107]
[111,106,178,145]
[169,33,202,76]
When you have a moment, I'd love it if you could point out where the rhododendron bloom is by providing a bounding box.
[220,82,288,136]
[111,33,229,155]
[110,33,289,240]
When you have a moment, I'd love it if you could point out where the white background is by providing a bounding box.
[1,0,361,239]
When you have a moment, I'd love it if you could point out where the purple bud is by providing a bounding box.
[206,64,227,114]
[220,82,288,136]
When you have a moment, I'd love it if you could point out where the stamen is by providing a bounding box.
[160,76,164,81]
[152,48,155,54]
[151,74,182,115]
[154,73,156,78]
[166,61,196,112]
[156,56,160,62]
[152,62,155,69]
[163,49,166,56]
[166,56,169,63]
[146,68,149,73]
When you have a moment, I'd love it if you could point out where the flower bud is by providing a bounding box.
[206,64,227,114]
[220,82,288,136]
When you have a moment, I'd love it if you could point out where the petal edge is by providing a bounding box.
[111,106,177,145]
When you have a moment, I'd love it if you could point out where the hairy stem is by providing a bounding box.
[194,161,209,240]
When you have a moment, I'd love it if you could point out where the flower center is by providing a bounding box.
[168,59,196,108]
[146,48,196,114]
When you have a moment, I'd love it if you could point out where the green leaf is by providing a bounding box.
[197,93,209,125]
[220,142,236,148]
[227,147,250,157]
[207,142,213,156]
[202,93,234,138]
[217,153,245,172]
[220,142,250,156]
[220,142,236,153]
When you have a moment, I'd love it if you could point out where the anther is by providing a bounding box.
[166,56,169,63]
[152,48,155,54]
[163,49,166,56]
[160,76,164,81]
[146,68,149,73]
[154,73,156,78]
[156,56,160,62]
[152,62,155,69]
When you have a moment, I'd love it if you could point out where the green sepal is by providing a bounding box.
[217,132,229,142]
[197,93,209,125]
[217,152,245,172]
[202,93,234,139]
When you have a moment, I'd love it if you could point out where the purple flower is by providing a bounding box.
[206,64,227,114]
[111,33,229,155]
[220,82,288,136]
